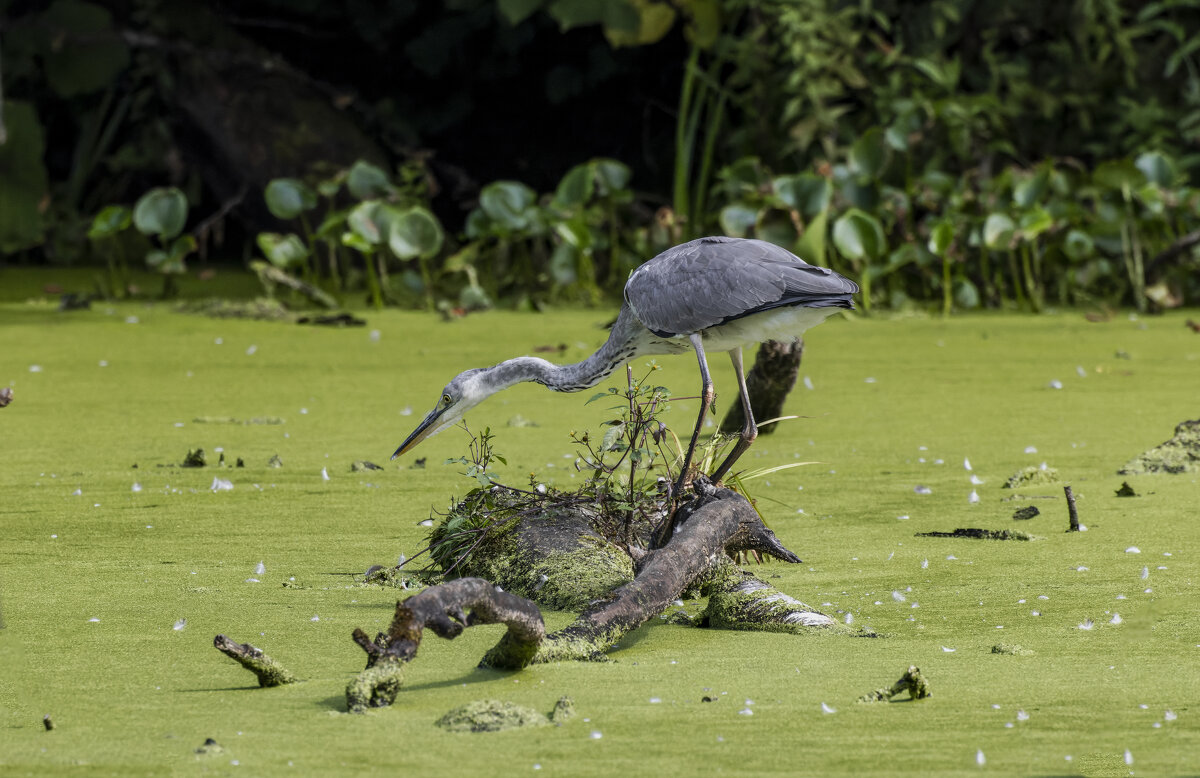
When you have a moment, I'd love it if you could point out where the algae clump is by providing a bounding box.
[1004,466,1060,489]
[435,697,575,732]
[1119,419,1200,475]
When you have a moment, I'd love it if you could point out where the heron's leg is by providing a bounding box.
[674,333,714,496]
[710,346,757,484]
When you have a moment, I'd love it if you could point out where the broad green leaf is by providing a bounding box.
[849,128,890,180]
[167,234,196,263]
[679,0,719,47]
[459,282,492,310]
[40,0,129,97]
[442,243,478,274]
[555,163,595,207]
[884,125,909,151]
[133,187,188,240]
[1012,168,1049,208]
[954,278,981,309]
[1063,229,1094,261]
[464,209,493,240]
[346,201,384,245]
[601,421,626,451]
[593,158,631,194]
[601,0,640,32]
[832,208,886,262]
[87,205,131,240]
[554,216,593,251]
[982,213,1015,250]
[315,209,348,239]
[548,242,579,285]
[0,101,48,252]
[145,235,191,273]
[346,160,392,200]
[604,0,676,46]
[479,180,537,230]
[1018,207,1053,241]
[773,174,831,219]
[497,0,545,25]
[547,0,605,29]
[756,213,798,249]
[927,220,955,256]
[718,203,758,237]
[257,232,309,268]
[1093,160,1145,192]
[340,232,373,253]
[794,208,828,267]
[1135,183,1165,215]
[1135,151,1176,186]
[387,206,444,260]
[264,179,317,220]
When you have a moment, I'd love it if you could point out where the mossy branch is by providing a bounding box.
[346,577,546,712]
[530,479,805,662]
[213,634,297,687]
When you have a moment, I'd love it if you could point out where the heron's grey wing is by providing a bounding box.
[625,237,859,337]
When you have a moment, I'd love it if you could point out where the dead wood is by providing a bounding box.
[528,480,803,664]
[346,577,545,712]
[213,634,297,687]
[346,483,812,709]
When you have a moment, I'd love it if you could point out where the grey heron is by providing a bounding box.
[392,236,858,492]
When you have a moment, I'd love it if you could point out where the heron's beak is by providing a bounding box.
[391,404,450,460]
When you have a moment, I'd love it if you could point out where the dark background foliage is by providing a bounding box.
[2,0,1198,311]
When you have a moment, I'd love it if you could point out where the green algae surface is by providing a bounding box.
[2,294,1199,775]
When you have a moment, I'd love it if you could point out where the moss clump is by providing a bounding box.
[991,643,1035,656]
[1119,419,1200,475]
[345,663,405,714]
[434,700,551,732]
[549,696,575,723]
[429,487,634,611]
[858,665,931,703]
[1004,466,1060,489]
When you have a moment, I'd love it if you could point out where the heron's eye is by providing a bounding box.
[442,393,452,405]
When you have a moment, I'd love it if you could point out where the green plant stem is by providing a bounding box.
[673,45,701,232]
[692,76,727,232]
[941,258,952,317]
[1020,243,1041,313]
[1006,250,1027,309]
[361,249,384,309]
[417,256,435,311]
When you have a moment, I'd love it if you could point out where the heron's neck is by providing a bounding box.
[486,307,643,393]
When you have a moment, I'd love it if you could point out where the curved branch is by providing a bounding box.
[528,481,804,664]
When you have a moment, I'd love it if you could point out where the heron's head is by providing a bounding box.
[391,368,490,459]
